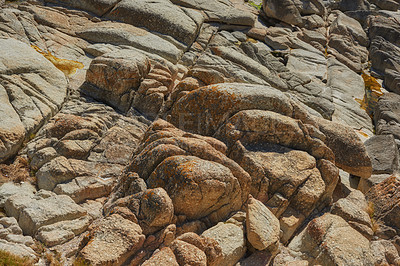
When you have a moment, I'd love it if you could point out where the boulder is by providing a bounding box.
[288,213,375,265]
[170,239,207,266]
[18,194,87,236]
[127,119,250,223]
[142,247,179,266]
[375,93,400,140]
[105,0,203,46]
[80,214,145,266]
[170,0,255,26]
[84,49,151,112]
[365,135,399,175]
[202,222,246,266]
[43,0,120,16]
[77,22,183,63]
[316,117,372,178]
[246,197,280,251]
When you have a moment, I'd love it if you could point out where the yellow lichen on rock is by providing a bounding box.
[31,45,84,76]
[356,72,384,118]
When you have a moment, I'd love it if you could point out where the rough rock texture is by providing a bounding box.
[288,213,375,265]
[246,197,280,251]
[202,222,246,266]
[80,214,145,265]
[0,0,399,264]
[0,38,67,162]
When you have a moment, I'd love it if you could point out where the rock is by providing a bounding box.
[138,188,174,234]
[236,250,273,266]
[36,216,91,247]
[53,175,115,203]
[0,239,37,260]
[365,134,399,175]
[366,176,400,234]
[148,155,242,222]
[316,117,372,178]
[375,93,400,140]
[358,174,392,193]
[263,0,325,26]
[169,83,297,136]
[0,182,36,208]
[328,13,368,72]
[43,0,120,16]
[331,190,373,238]
[143,247,179,266]
[246,197,280,251]
[371,239,400,265]
[36,156,76,191]
[326,58,373,132]
[202,222,246,266]
[288,213,375,265]
[105,0,203,46]
[80,214,145,266]
[0,38,67,162]
[127,119,250,223]
[170,239,207,266]
[78,21,183,63]
[84,49,150,112]
[18,194,87,236]
[175,232,223,266]
[371,0,400,10]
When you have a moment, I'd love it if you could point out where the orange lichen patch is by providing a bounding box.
[356,72,384,118]
[31,45,84,76]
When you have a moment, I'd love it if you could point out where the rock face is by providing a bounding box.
[0,38,68,162]
[0,0,399,264]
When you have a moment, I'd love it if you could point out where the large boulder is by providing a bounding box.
[126,119,250,223]
[288,213,375,265]
[262,0,325,26]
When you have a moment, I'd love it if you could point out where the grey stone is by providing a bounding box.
[0,182,36,208]
[18,194,87,236]
[77,21,184,63]
[106,0,203,46]
[365,134,399,174]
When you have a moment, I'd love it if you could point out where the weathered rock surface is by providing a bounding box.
[0,0,399,264]
[80,214,145,265]
[288,213,375,265]
[0,38,68,162]
[202,222,246,266]
[246,197,280,251]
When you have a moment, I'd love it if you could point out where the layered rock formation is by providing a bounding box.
[0,0,399,265]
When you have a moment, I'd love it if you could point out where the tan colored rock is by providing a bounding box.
[170,239,207,266]
[288,213,375,265]
[246,197,280,251]
[148,155,242,223]
[142,247,179,266]
[84,49,151,112]
[202,222,246,266]
[80,214,145,266]
[316,117,372,179]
